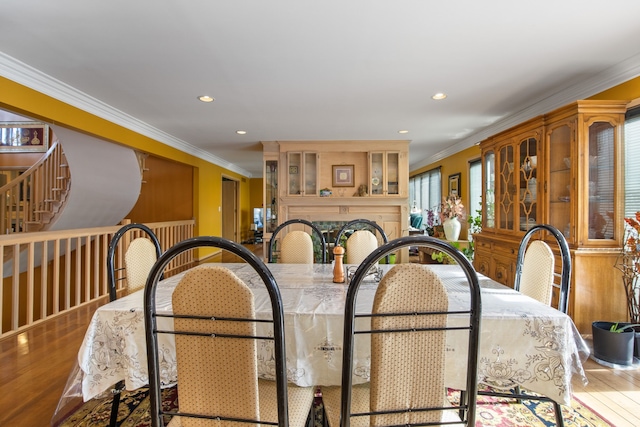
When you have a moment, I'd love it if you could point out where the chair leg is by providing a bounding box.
[553,400,565,427]
[109,380,124,427]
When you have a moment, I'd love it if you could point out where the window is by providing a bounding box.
[409,167,441,224]
[625,106,640,216]
[468,159,482,220]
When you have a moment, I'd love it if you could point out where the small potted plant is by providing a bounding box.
[319,188,332,197]
[593,211,640,365]
[423,206,439,237]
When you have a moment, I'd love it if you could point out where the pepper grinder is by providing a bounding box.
[333,245,345,283]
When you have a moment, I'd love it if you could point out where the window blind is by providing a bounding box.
[625,106,640,216]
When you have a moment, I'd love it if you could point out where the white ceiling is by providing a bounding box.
[2,0,640,177]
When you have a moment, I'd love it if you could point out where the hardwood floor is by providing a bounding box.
[0,301,103,427]
[572,341,640,427]
[1,243,638,426]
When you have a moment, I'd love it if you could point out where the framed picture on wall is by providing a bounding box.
[448,173,461,197]
[332,164,354,187]
[0,122,49,153]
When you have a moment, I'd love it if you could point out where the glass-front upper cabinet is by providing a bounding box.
[588,121,616,240]
[370,152,400,196]
[497,144,515,231]
[547,121,573,241]
[287,152,317,196]
[484,150,495,229]
[518,137,538,231]
[264,159,278,233]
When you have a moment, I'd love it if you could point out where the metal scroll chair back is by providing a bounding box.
[321,235,481,427]
[105,222,162,427]
[144,237,314,427]
[268,218,327,263]
[333,219,389,264]
[107,222,162,301]
[514,224,571,314]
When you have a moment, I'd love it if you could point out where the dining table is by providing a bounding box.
[71,262,589,407]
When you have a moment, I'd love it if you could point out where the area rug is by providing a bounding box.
[57,386,613,427]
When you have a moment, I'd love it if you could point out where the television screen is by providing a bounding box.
[253,208,264,229]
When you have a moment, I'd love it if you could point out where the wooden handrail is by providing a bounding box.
[0,219,195,339]
[0,140,70,234]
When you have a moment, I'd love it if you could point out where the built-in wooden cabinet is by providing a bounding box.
[261,140,409,261]
[475,100,628,333]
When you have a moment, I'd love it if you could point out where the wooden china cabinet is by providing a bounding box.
[474,100,628,333]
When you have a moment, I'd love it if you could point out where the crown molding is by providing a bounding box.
[411,52,640,171]
[0,52,252,177]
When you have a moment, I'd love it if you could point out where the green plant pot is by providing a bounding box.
[592,321,635,365]
[379,253,396,264]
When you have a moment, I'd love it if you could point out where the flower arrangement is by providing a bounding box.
[616,211,640,323]
[439,195,464,223]
[424,206,439,236]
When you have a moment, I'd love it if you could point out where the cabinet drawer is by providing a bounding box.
[491,254,515,288]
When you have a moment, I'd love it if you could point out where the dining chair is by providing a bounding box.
[477,223,571,427]
[144,236,315,427]
[333,219,389,264]
[268,218,327,263]
[321,235,481,427]
[105,222,162,427]
[514,223,571,313]
[343,230,378,265]
[280,230,315,264]
[106,222,163,301]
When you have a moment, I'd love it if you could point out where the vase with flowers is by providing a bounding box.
[440,195,464,241]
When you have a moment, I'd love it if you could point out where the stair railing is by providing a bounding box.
[0,140,70,234]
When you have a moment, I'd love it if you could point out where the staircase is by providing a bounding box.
[1,124,144,237]
[0,140,70,234]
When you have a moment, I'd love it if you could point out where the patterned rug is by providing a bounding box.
[56,386,613,427]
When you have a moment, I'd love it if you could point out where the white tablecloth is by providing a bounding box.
[77,263,588,405]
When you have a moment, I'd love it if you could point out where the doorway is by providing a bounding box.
[221,177,239,242]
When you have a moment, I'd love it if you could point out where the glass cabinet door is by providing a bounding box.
[588,121,615,240]
[303,152,317,196]
[518,137,538,231]
[484,150,495,228]
[288,152,302,195]
[265,159,278,233]
[548,122,572,240]
[498,145,515,230]
[370,152,399,196]
[386,152,399,195]
[370,152,384,195]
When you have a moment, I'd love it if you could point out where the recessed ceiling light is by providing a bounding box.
[236,130,247,135]
[198,95,214,103]
[398,130,409,134]
[432,93,447,100]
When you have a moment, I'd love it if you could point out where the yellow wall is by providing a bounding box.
[410,145,481,239]
[0,76,253,242]
[588,76,640,101]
